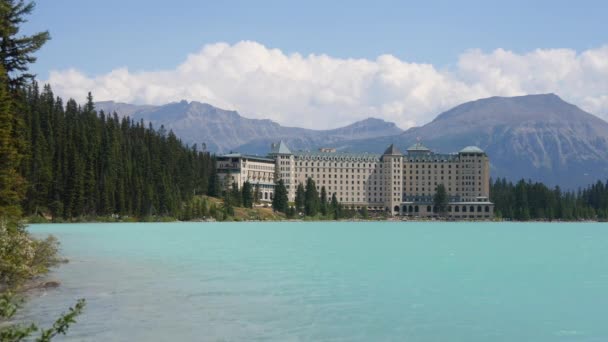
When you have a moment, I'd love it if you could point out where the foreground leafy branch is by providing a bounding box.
[0,293,85,342]
[36,298,86,342]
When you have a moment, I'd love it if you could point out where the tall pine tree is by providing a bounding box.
[295,183,305,213]
[320,186,328,216]
[272,179,288,213]
[0,0,50,88]
[304,177,320,216]
[0,65,23,222]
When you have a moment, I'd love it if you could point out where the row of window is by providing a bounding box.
[289,168,483,176]
[245,164,275,171]
[399,205,491,213]
[292,159,484,168]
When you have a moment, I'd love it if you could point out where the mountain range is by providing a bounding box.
[95,100,403,153]
[96,94,608,189]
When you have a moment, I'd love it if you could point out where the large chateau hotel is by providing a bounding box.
[216,142,494,218]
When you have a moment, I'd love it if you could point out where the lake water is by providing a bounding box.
[23,222,608,341]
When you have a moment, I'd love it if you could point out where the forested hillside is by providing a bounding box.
[491,178,608,220]
[20,86,216,220]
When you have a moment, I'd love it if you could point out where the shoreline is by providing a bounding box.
[25,217,605,224]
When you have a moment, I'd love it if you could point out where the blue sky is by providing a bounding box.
[27,0,607,77]
[24,0,608,128]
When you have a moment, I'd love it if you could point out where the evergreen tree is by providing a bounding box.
[320,186,328,216]
[222,190,234,217]
[0,0,50,88]
[490,178,608,221]
[0,66,24,222]
[0,6,86,340]
[230,182,241,207]
[272,179,288,213]
[514,180,530,220]
[241,181,253,208]
[330,193,339,220]
[304,177,320,216]
[207,166,221,197]
[295,183,305,213]
[11,85,217,220]
[433,184,448,216]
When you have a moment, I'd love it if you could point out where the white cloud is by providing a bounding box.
[45,41,608,129]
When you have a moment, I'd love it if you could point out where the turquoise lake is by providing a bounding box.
[23,222,608,341]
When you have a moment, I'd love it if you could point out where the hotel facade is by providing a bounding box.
[216,142,494,218]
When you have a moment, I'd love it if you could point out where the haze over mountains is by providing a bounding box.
[96,94,608,189]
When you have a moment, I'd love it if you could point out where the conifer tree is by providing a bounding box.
[0,5,86,340]
[320,186,328,216]
[433,184,448,216]
[330,193,339,220]
[0,0,50,88]
[490,177,608,221]
[9,84,217,220]
[222,190,234,217]
[272,179,288,213]
[295,183,305,213]
[230,182,241,207]
[304,177,319,216]
[0,65,23,222]
[241,181,253,208]
[207,167,221,198]
[278,184,288,213]
[272,179,283,212]
[514,180,530,220]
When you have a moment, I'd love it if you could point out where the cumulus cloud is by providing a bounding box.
[45,41,608,129]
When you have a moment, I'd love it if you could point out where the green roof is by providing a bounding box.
[407,142,431,152]
[459,146,484,153]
